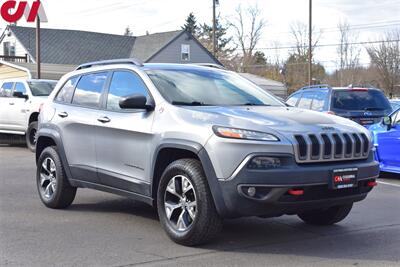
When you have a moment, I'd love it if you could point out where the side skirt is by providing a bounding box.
[69,179,154,206]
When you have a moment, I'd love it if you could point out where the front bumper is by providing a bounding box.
[213,153,379,218]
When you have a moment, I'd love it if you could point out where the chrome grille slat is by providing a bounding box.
[293,132,370,163]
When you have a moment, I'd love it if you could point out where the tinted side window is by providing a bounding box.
[55,77,78,103]
[297,91,314,109]
[72,73,108,108]
[0,82,14,97]
[107,71,149,111]
[286,93,301,106]
[311,91,328,111]
[14,83,27,94]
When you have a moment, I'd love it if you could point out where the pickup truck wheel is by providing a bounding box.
[37,146,77,209]
[26,121,38,152]
[298,204,353,225]
[157,159,222,246]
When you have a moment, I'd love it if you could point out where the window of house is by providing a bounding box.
[107,71,150,111]
[3,42,15,57]
[181,44,190,61]
[55,77,78,103]
[72,73,108,108]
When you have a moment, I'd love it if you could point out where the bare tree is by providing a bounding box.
[289,21,321,58]
[229,4,266,67]
[367,29,400,97]
[336,20,361,86]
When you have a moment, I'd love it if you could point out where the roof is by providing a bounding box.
[5,26,187,65]
[130,30,182,61]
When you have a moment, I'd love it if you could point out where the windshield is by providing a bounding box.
[332,90,392,112]
[146,68,284,106]
[28,81,57,96]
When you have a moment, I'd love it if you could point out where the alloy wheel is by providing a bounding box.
[164,175,197,232]
[39,157,57,200]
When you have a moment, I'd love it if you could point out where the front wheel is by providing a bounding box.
[298,204,353,225]
[26,121,38,152]
[157,159,223,246]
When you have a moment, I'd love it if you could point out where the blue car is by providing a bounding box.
[369,108,400,173]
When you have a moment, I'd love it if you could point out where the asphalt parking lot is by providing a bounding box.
[1,146,400,267]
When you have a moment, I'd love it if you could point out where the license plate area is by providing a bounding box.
[330,168,358,190]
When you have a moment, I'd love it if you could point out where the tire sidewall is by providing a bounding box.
[26,121,38,152]
[157,162,207,242]
[37,147,64,207]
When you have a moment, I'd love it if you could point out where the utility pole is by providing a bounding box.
[36,1,41,79]
[308,0,312,86]
[212,0,217,57]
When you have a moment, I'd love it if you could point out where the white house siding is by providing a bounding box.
[0,32,32,61]
[0,64,29,80]
[148,33,219,65]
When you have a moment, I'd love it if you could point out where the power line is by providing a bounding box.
[254,39,400,51]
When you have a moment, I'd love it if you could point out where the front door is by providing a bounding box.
[95,70,155,195]
[8,82,29,132]
[377,111,400,170]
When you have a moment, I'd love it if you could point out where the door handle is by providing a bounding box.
[9,102,15,105]
[97,117,111,123]
[58,112,68,118]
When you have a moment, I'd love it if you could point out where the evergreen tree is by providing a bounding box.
[182,12,199,36]
[124,26,133,36]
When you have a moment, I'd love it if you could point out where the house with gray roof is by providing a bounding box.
[0,25,221,80]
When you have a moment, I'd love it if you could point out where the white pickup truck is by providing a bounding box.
[0,79,57,151]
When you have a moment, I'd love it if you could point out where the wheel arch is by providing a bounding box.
[151,140,228,217]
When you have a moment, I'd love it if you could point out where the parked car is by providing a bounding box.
[36,59,379,246]
[369,108,400,174]
[286,84,392,126]
[390,99,400,111]
[0,79,57,151]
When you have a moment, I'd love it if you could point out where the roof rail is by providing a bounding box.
[301,84,331,90]
[194,63,226,70]
[347,83,375,89]
[76,58,144,70]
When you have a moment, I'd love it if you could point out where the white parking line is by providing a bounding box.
[378,181,400,188]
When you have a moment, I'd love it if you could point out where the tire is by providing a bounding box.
[36,146,77,209]
[26,121,38,152]
[298,204,353,226]
[157,159,223,246]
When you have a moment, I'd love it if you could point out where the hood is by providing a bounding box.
[174,106,368,139]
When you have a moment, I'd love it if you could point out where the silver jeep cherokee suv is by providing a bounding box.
[36,59,379,246]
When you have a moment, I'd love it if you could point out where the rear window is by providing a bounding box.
[332,90,391,111]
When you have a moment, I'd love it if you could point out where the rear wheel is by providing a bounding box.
[298,204,353,225]
[37,146,77,209]
[26,121,38,152]
[157,159,223,246]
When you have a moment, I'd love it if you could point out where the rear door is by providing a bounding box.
[53,72,109,183]
[8,82,29,132]
[95,70,155,195]
[0,82,14,130]
[376,110,400,170]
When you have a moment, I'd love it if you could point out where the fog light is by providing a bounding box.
[247,187,257,197]
[247,157,281,170]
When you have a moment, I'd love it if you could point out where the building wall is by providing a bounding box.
[148,33,219,65]
[0,32,32,61]
[0,64,29,80]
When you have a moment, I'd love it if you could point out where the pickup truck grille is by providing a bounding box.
[293,133,370,163]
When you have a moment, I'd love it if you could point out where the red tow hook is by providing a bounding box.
[367,181,378,187]
[288,189,304,196]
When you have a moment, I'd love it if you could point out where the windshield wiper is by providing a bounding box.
[172,101,207,106]
[242,103,272,106]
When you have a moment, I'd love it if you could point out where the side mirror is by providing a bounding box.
[13,91,28,100]
[382,116,392,130]
[119,94,155,111]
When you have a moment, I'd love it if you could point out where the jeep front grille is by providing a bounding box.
[293,133,371,163]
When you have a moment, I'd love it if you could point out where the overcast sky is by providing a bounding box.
[2,0,400,71]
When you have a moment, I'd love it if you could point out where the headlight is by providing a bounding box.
[212,126,280,142]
